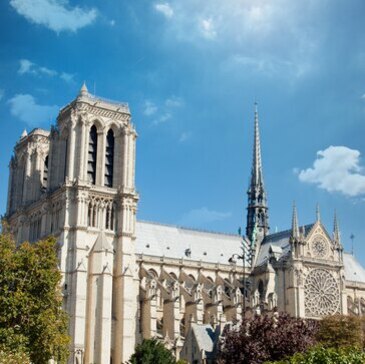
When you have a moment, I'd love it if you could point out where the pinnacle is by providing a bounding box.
[79,81,88,97]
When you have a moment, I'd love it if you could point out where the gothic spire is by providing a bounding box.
[251,102,264,188]
[291,202,300,239]
[246,103,269,244]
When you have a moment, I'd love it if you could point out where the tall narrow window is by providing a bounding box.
[105,129,114,187]
[88,126,97,184]
[43,155,48,188]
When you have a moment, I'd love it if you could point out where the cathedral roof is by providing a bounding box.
[255,224,313,266]
[343,253,365,283]
[135,221,249,265]
[190,324,216,357]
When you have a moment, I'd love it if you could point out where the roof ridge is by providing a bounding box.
[137,219,243,238]
[264,223,314,240]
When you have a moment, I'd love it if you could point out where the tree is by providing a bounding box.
[0,228,70,363]
[268,345,365,364]
[218,313,318,364]
[129,338,176,364]
[316,314,363,349]
[0,349,31,364]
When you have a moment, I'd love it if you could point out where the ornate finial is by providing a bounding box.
[20,129,28,138]
[333,210,341,243]
[291,202,300,239]
[79,81,88,97]
[316,203,320,222]
[301,225,306,237]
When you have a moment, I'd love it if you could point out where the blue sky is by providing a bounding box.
[0,0,365,263]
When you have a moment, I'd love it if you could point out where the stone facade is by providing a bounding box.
[5,85,365,364]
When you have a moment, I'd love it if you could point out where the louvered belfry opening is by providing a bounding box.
[105,129,114,187]
[43,155,48,188]
[88,125,97,184]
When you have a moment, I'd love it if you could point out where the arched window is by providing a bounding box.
[105,129,114,187]
[105,204,114,230]
[87,126,97,184]
[43,155,48,188]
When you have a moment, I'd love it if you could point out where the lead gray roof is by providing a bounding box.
[343,253,365,283]
[135,221,249,265]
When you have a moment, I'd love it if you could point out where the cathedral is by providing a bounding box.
[5,85,365,364]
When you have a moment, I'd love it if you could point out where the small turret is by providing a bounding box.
[79,81,89,97]
[333,211,342,248]
[20,129,28,139]
[291,202,300,239]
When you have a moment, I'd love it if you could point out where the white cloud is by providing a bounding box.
[18,59,74,83]
[179,207,232,227]
[38,66,57,77]
[154,0,324,78]
[199,18,217,39]
[143,100,158,116]
[179,131,191,143]
[60,72,75,83]
[18,59,35,74]
[8,94,59,126]
[298,146,365,197]
[154,3,174,18]
[152,113,171,126]
[165,96,184,108]
[0,89,4,101]
[10,0,97,33]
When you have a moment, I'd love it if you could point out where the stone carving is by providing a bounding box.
[304,268,340,317]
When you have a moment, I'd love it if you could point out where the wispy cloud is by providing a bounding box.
[153,0,323,79]
[179,131,191,143]
[179,207,232,227]
[152,112,171,126]
[154,3,174,19]
[199,18,217,40]
[18,59,75,83]
[60,72,74,83]
[8,94,59,126]
[298,146,365,197]
[144,95,184,126]
[18,59,34,74]
[143,100,158,116]
[165,96,184,108]
[10,0,98,33]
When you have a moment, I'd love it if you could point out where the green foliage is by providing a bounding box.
[0,228,70,363]
[129,338,176,364]
[0,349,31,364]
[268,345,365,364]
[316,315,363,349]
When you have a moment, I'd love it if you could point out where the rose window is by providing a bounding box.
[304,269,340,317]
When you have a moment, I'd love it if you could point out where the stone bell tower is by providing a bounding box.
[6,83,139,364]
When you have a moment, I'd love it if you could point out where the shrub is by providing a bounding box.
[218,313,318,364]
[317,315,363,348]
[268,345,365,364]
[129,338,176,364]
